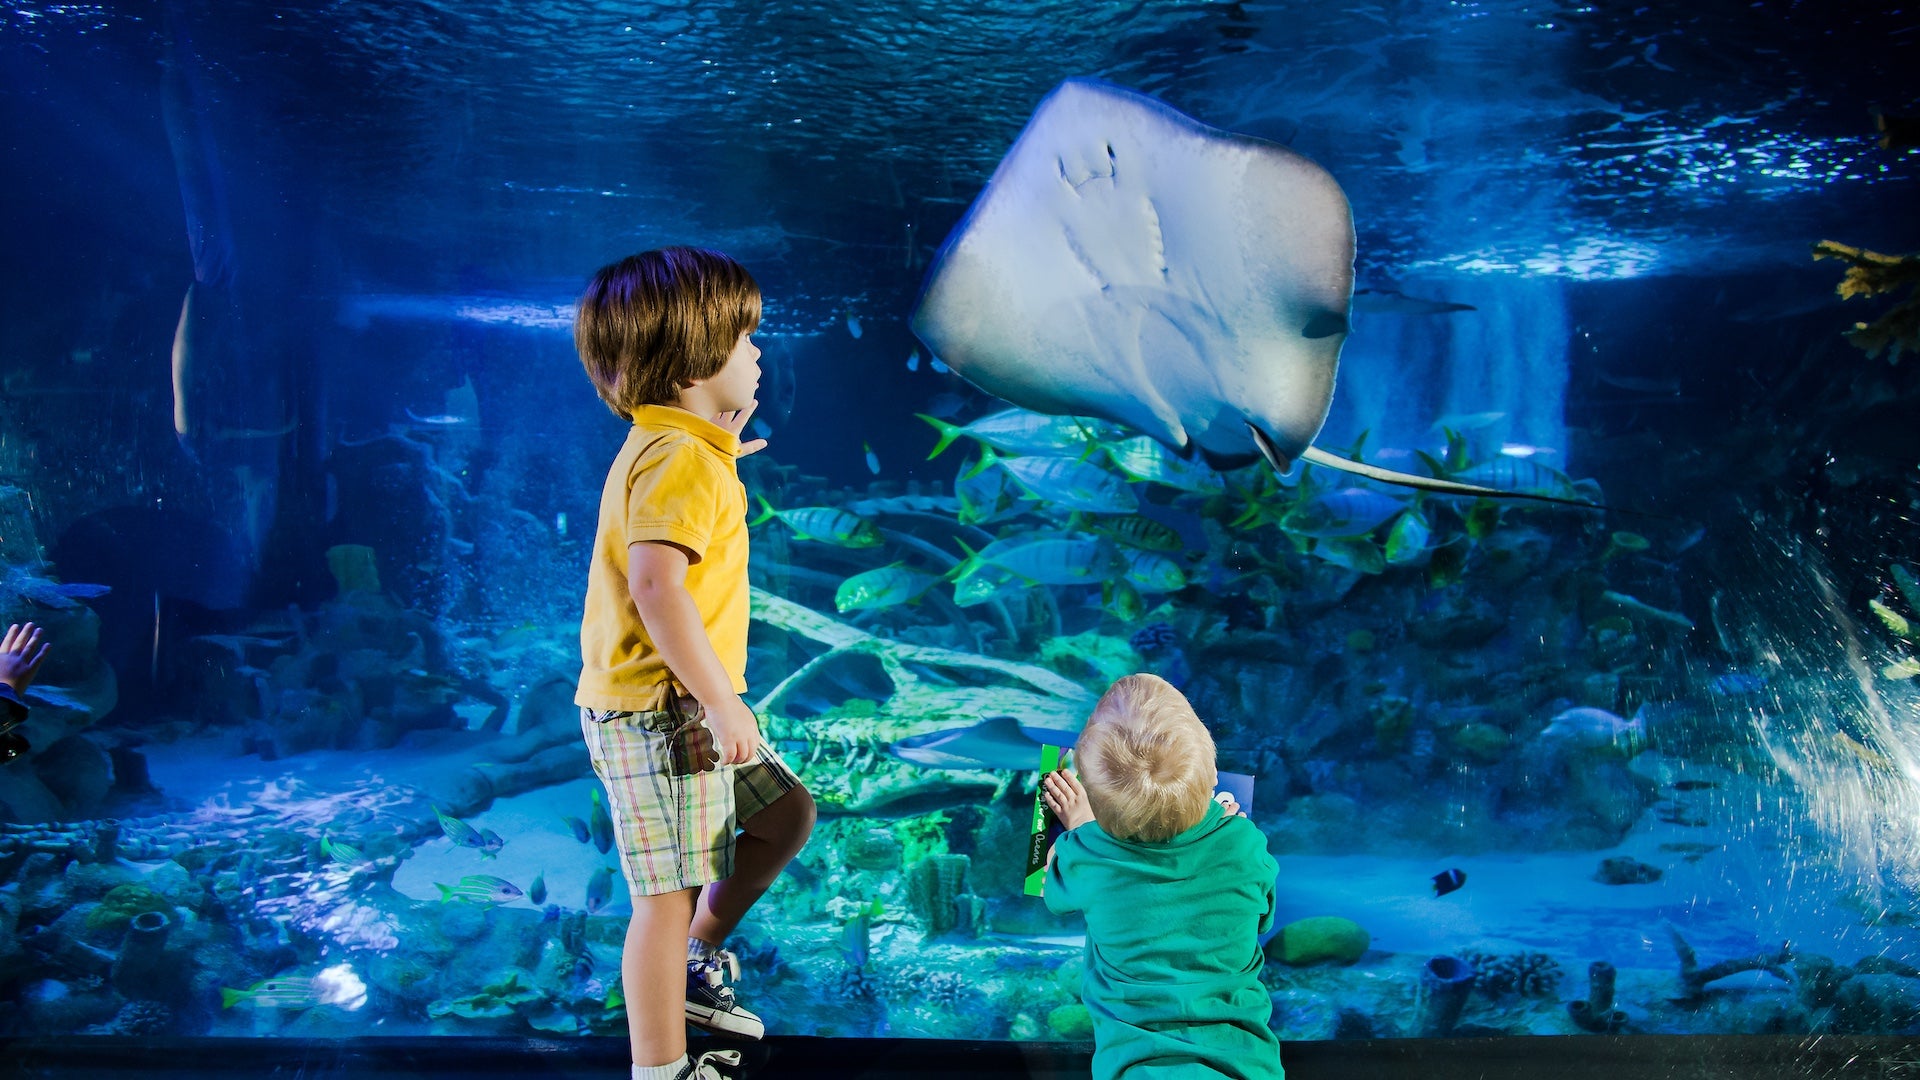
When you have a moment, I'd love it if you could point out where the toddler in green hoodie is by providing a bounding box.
[1042,673,1282,1080]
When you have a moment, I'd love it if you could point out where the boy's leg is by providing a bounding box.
[689,783,816,945]
[626,887,699,1068]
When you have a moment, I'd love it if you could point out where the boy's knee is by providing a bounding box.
[749,785,816,852]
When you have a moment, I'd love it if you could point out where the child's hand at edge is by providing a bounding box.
[712,401,768,458]
[704,695,764,767]
[1215,791,1246,818]
[0,623,48,694]
[1042,768,1096,832]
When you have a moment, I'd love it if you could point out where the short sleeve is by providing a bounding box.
[1042,831,1085,916]
[626,441,723,562]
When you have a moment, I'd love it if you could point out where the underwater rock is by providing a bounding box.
[1368,696,1414,755]
[33,734,113,817]
[1795,954,1851,1009]
[844,828,903,872]
[95,999,178,1036]
[1474,527,1555,590]
[1408,589,1505,650]
[1833,974,1920,1033]
[1267,916,1370,966]
[325,544,382,594]
[1593,856,1663,885]
[1267,988,1341,1040]
[1448,722,1511,764]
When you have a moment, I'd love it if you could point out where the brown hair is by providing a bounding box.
[1074,673,1218,842]
[574,247,761,419]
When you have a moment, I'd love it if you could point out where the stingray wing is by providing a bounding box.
[912,78,1354,465]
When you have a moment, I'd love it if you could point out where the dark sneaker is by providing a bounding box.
[685,950,764,1040]
[675,1049,742,1080]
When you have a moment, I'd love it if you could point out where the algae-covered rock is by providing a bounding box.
[1047,1002,1093,1039]
[845,828,903,872]
[1266,915,1370,966]
[1450,723,1511,764]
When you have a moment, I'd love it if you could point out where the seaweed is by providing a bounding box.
[1813,240,1920,363]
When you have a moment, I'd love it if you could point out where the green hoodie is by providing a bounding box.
[1045,800,1282,1079]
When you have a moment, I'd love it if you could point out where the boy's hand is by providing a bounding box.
[712,401,768,458]
[1042,768,1096,831]
[0,623,48,694]
[1216,791,1246,818]
[703,696,763,767]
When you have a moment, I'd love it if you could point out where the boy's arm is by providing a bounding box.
[627,542,761,766]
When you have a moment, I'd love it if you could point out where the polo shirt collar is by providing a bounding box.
[631,404,740,458]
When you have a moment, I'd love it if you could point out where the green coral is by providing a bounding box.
[85,885,173,934]
[1266,916,1370,966]
[1047,1002,1093,1039]
[893,813,951,867]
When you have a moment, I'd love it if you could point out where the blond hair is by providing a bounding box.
[1074,673,1218,842]
[574,247,761,419]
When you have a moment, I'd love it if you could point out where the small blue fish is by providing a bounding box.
[528,872,547,906]
[864,441,881,476]
[479,829,505,859]
[1431,868,1466,897]
[930,357,950,374]
[586,864,616,914]
[906,349,920,372]
[561,816,590,844]
[846,312,863,339]
[588,791,615,856]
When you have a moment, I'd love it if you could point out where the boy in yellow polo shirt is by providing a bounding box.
[574,247,816,1080]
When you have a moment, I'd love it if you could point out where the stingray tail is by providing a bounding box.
[1247,423,1602,510]
[1299,444,1603,509]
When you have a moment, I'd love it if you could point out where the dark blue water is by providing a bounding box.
[1,0,1917,1047]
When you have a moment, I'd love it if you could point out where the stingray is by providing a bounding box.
[910,79,1591,507]
[891,715,1081,771]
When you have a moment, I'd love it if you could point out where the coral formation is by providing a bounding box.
[1268,917,1370,967]
[1458,949,1564,998]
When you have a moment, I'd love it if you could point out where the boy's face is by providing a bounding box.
[694,330,762,414]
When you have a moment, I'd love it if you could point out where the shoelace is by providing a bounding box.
[697,949,741,987]
[690,1049,742,1079]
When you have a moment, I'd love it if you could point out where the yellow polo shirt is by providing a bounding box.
[575,405,749,712]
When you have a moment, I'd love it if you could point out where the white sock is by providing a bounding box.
[633,1055,687,1080]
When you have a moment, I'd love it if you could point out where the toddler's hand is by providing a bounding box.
[1215,791,1245,818]
[1042,768,1096,831]
[703,696,763,767]
[712,401,768,458]
[0,623,48,694]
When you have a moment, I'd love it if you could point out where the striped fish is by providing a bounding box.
[749,497,882,548]
[1103,436,1226,494]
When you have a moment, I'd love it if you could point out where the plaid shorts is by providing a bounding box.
[580,695,801,897]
